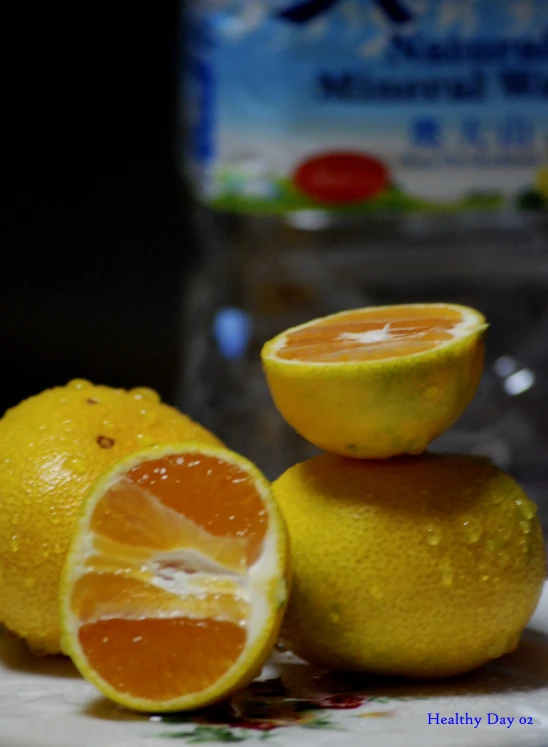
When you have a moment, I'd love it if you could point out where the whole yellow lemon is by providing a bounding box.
[273,453,545,678]
[0,380,222,654]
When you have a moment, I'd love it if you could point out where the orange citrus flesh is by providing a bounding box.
[61,444,289,711]
[78,618,245,702]
[277,306,463,362]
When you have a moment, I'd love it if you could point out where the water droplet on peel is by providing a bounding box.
[370,585,383,600]
[482,574,490,582]
[11,536,19,552]
[460,515,483,543]
[518,499,537,520]
[519,519,531,535]
[132,636,143,643]
[131,387,160,403]
[439,561,453,587]
[498,550,510,568]
[138,409,157,425]
[103,637,110,644]
[497,525,513,542]
[67,379,92,390]
[487,637,508,659]
[426,526,442,546]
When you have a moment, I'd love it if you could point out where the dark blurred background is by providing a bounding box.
[3,1,188,413]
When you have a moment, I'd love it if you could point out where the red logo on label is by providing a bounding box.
[293,151,389,204]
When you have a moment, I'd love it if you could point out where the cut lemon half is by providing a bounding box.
[60,443,289,712]
[261,303,487,458]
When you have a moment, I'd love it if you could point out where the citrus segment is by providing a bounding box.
[78,618,245,702]
[261,303,487,458]
[60,443,289,712]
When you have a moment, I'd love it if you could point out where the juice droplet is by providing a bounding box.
[460,515,483,544]
[426,526,442,546]
[131,387,160,404]
[67,379,92,390]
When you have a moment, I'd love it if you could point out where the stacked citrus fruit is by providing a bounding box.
[0,381,289,712]
[0,302,545,714]
[262,303,545,678]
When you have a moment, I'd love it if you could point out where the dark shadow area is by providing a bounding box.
[0,627,80,679]
[274,629,548,702]
[3,0,194,413]
[82,696,146,722]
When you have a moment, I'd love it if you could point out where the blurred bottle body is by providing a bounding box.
[178,0,548,512]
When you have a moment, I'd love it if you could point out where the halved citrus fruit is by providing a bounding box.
[261,303,487,458]
[60,443,289,712]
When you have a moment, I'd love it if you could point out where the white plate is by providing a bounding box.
[1,583,548,747]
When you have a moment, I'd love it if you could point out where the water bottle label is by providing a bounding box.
[183,0,548,214]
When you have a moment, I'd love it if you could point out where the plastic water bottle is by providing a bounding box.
[178,0,548,523]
